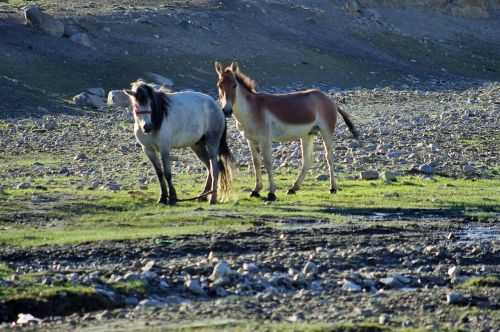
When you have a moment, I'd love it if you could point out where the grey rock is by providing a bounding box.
[74,152,87,161]
[70,32,92,48]
[145,72,174,87]
[379,277,404,289]
[185,278,205,296]
[141,260,156,272]
[447,291,467,305]
[382,171,397,183]
[419,163,433,175]
[102,182,121,191]
[95,310,112,321]
[342,279,362,292]
[73,92,105,108]
[242,262,259,273]
[23,5,65,37]
[210,260,233,281]
[123,272,142,281]
[107,90,130,107]
[137,298,165,308]
[16,182,32,189]
[86,88,105,98]
[42,119,57,131]
[379,313,390,324]
[302,261,318,275]
[124,296,139,306]
[463,163,476,176]
[448,265,460,278]
[16,313,41,326]
[360,170,379,180]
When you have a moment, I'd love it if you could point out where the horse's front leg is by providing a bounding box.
[160,148,177,205]
[143,146,168,204]
[261,138,276,201]
[248,140,263,198]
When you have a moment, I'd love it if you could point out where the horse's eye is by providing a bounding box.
[232,84,237,89]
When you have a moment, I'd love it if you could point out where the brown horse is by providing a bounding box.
[215,62,359,201]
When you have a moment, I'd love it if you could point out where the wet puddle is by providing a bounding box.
[457,225,500,244]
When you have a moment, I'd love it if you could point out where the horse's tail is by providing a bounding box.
[337,106,359,139]
[218,120,234,201]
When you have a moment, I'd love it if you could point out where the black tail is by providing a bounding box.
[337,107,359,139]
[218,120,234,201]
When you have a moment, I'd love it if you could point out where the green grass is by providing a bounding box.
[112,280,149,296]
[0,263,12,279]
[0,281,95,301]
[459,276,500,289]
[123,321,465,332]
[0,172,498,247]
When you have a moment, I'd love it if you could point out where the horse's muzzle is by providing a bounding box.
[143,124,153,133]
[223,108,233,118]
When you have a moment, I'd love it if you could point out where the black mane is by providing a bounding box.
[132,81,170,131]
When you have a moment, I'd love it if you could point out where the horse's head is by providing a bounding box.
[215,61,239,118]
[124,82,156,133]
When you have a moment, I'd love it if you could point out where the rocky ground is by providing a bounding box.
[0,79,498,195]
[0,80,499,331]
[1,219,499,331]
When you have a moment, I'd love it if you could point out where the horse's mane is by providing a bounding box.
[233,70,257,93]
[131,79,171,131]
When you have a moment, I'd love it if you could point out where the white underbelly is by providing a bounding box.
[271,120,317,141]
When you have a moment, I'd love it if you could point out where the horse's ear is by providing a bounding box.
[230,61,239,73]
[214,61,223,76]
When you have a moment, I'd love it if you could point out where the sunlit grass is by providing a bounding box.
[0,169,498,247]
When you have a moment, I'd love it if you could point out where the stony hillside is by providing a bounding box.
[0,0,499,116]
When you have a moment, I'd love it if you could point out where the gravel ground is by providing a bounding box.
[0,79,499,331]
[1,219,499,330]
[0,79,498,193]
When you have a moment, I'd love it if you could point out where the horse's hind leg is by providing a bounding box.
[205,142,220,204]
[191,142,212,201]
[159,147,177,205]
[288,135,314,194]
[320,129,337,194]
[143,146,168,204]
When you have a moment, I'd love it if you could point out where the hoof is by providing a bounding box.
[168,197,177,205]
[158,197,168,204]
[266,192,277,201]
[250,191,261,198]
[330,187,337,194]
[287,188,297,195]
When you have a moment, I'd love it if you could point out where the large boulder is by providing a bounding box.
[145,72,174,88]
[23,5,65,38]
[107,90,130,107]
[73,88,106,108]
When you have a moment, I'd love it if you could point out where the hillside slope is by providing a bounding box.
[1,0,499,116]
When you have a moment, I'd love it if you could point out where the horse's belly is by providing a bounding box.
[168,118,206,148]
[271,121,316,141]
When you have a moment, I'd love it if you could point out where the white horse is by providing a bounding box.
[124,80,233,205]
[215,62,358,201]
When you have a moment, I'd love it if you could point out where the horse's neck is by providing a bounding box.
[234,85,255,124]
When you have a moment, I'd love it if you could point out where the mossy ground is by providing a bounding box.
[0,159,499,247]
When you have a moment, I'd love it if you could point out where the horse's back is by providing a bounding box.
[163,91,224,148]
